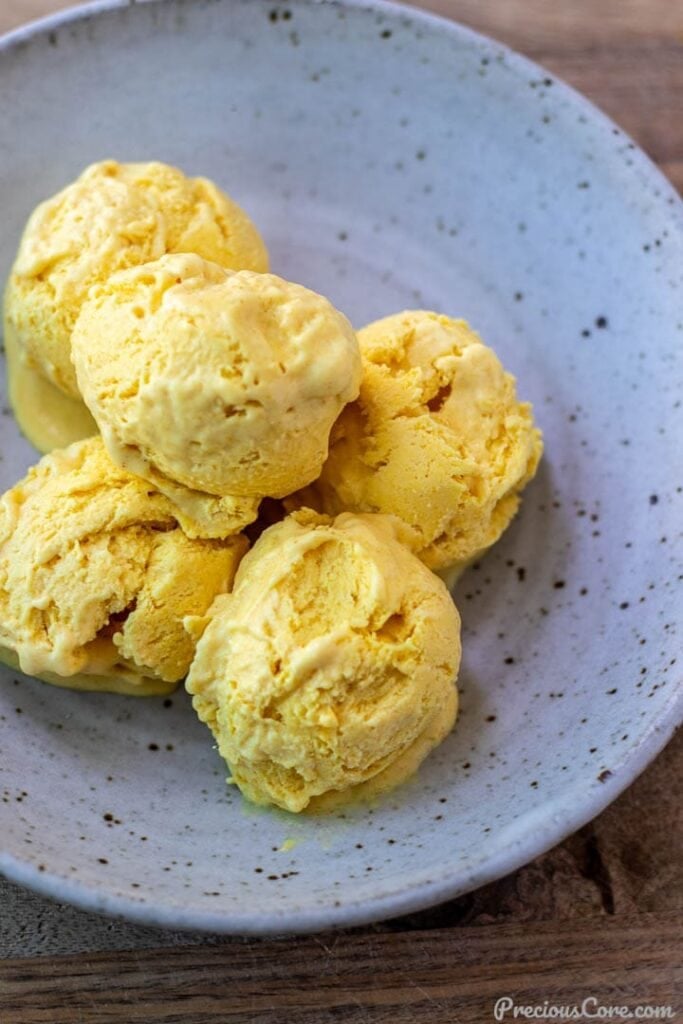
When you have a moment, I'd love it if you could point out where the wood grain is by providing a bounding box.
[1,0,78,33]
[1,913,681,1023]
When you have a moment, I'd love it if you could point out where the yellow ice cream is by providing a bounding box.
[0,437,247,695]
[72,253,362,534]
[4,318,98,453]
[3,159,268,451]
[186,509,461,812]
[293,311,543,575]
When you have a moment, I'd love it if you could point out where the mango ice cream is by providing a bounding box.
[3,159,268,452]
[292,311,543,577]
[0,437,246,695]
[186,509,461,812]
[72,253,362,536]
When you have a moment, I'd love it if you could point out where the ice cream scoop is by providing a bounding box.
[3,159,268,452]
[186,509,461,812]
[72,253,362,535]
[292,311,543,577]
[0,437,247,695]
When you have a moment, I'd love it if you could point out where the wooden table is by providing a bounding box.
[0,1,681,1020]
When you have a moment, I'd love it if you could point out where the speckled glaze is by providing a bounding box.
[0,0,681,935]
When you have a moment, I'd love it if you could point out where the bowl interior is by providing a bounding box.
[0,0,681,933]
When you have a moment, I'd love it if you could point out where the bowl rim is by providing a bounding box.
[0,0,681,936]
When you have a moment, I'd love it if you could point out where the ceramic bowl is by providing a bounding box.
[0,0,681,934]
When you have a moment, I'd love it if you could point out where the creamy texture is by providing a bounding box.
[186,509,460,812]
[72,253,362,510]
[4,320,97,453]
[292,311,543,572]
[0,437,246,695]
[0,644,175,698]
[4,158,268,400]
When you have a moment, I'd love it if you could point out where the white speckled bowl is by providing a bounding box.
[0,0,681,935]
